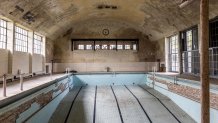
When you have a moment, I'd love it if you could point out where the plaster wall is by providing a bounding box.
[12,51,30,74]
[32,54,44,73]
[0,49,8,76]
[51,25,163,72]
[53,62,158,73]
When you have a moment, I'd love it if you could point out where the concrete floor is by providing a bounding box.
[49,85,196,123]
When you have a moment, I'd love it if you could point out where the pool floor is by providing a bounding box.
[49,85,196,123]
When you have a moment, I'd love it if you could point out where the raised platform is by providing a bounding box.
[0,74,67,101]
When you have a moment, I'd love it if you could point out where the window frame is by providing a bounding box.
[78,44,84,50]
[0,19,7,49]
[14,26,28,52]
[86,44,93,50]
[33,34,43,54]
[125,44,131,50]
[117,45,123,50]
[168,35,179,72]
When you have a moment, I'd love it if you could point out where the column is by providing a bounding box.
[178,33,183,74]
[7,20,15,74]
[165,37,169,72]
[200,0,210,123]
[28,31,34,74]
[42,36,46,72]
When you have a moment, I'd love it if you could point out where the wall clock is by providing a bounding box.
[102,29,109,36]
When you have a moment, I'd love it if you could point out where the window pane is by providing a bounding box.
[78,45,84,50]
[102,45,108,50]
[33,34,43,54]
[117,45,123,50]
[110,45,116,50]
[169,35,179,72]
[86,45,92,50]
[125,45,131,50]
[0,19,7,49]
[15,26,28,52]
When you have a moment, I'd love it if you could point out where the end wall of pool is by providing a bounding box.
[72,73,147,86]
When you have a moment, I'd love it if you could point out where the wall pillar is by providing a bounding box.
[28,31,34,74]
[42,36,46,72]
[200,0,210,123]
[178,33,183,74]
[7,21,14,74]
[165,37,169,72]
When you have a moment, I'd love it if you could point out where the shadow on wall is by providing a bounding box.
[72,76,87,86]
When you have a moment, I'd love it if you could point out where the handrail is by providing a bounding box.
[1,72,49,97]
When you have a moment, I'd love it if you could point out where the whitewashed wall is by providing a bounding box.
[53,62,159,73]
[0,49,8,76]
[12,51,30,74]
[32,54,43,73]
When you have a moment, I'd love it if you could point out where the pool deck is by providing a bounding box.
[49,85,196,123]
[0,74,67,101]
[155,72,218,85]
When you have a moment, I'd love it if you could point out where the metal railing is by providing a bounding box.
[1,73,27,97]
[2,69,56,97]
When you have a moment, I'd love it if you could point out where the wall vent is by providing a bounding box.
[97,4,118,10]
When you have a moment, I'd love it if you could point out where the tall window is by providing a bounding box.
[181,26,199,74]
[34,34,43,54]
[0,19,7,49]
[209,19,218,48]
[15,26,28,52]
[186,30,193,73]
[209,19,218,76]
[169,35,179,72]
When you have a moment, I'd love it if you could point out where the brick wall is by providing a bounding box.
[148,76,218,110]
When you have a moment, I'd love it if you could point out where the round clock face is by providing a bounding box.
[102,29,109,35]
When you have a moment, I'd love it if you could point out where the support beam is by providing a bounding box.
[178,34,183,74]
[200,0,210,123]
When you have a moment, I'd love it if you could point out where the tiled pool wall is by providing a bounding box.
[146,74,218,123]
[72,73,147,86]
[0,75,73,123]
[0,73,147,123]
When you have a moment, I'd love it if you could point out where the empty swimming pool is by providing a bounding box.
[9,72,212,123]
[49,84,196,123]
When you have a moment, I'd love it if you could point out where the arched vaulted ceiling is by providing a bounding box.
[0,0,218,41]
